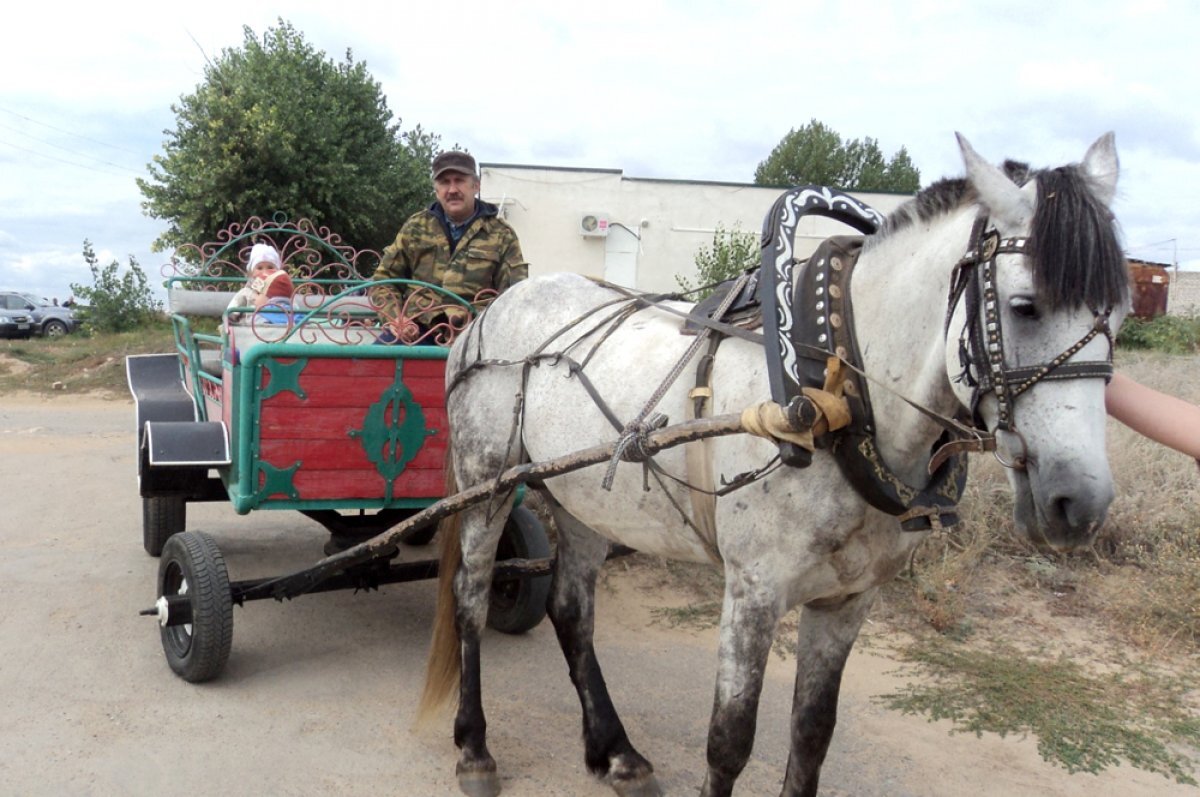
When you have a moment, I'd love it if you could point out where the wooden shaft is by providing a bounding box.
[244,413,751,601]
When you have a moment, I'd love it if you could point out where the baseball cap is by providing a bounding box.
[432,151,477,179]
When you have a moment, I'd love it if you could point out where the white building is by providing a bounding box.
[479,163,911,294]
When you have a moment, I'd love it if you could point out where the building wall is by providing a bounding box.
[479,163,910,294]
[1168,270,1200,316]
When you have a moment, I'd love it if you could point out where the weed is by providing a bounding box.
[1117,313,1200,354]
[650,601,722,630]
[877,638,1200,783]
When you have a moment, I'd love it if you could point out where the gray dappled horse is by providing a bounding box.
[419,133,1129,797]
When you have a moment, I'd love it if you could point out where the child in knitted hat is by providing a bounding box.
[228,243,293,321]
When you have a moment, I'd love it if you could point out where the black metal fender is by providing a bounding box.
[126,353,196,449]
[127,353,230,499]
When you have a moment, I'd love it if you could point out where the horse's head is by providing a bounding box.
[946,133,1129,551]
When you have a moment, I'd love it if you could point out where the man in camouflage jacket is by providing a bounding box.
[371,150,527,338]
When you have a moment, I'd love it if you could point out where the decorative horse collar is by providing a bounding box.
[785,235,970,531]
[758,187,968,531]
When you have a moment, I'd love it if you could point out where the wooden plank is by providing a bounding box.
[259,436,446,471]
[259,404,447,440]
[256,467,445,500]
[258,406,372,439]
[260,356,446,379]
[258,374,445,410]
[278,358,395,378]
[261,376,402,409]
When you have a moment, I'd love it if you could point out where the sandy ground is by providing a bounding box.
[0,393,1192,796]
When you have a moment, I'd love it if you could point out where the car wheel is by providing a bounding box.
[158,532,233,683]
[42,320,69,337]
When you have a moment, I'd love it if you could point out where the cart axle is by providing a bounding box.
[142,555,555,627]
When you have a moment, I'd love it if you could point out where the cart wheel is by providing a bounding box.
[158,532,233,683]
[487,506,551,635]
[143,495,186,557]
[399,524,437,546]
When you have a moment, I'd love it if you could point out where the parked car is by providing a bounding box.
[0,292,80,337]
[0,306,34,339]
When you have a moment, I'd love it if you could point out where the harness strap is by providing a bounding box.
[587,277,766,345]
[601,272,753,490]
[683,334,725,564]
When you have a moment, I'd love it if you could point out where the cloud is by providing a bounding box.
[1,0,1199,300]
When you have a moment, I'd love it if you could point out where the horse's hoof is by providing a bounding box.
[457,769,501,797]
[612,772,663,797]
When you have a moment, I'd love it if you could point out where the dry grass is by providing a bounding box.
[0,321,178,396]
[872,349,1200,780]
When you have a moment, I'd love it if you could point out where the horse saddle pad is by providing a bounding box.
[681,270,762,335]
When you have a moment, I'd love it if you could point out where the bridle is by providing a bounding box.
[945,215,1115,468]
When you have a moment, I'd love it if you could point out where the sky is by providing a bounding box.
[2,0,1198,304]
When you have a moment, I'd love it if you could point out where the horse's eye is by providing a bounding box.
[1010,296,1039,320]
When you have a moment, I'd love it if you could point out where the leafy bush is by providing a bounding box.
[676,223,760,299]
[1116,313,1200,354]
[69,240,163,333]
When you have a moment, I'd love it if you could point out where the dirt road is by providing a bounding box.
[0,395,1188,796]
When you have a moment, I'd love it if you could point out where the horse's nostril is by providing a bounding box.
[1052,495,1073,524]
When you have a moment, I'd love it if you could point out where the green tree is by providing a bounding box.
[70,241,163,333]
[677,224,760,298]
[754,119,921,193]
[138,19,438,264]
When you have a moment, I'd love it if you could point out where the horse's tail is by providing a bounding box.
[416,452,463,726]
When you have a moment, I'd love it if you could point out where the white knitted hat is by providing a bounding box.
[247,243,282,270]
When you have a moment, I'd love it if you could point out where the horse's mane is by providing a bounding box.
[872,159,1128,311]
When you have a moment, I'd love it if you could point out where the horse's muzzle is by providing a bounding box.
[1012,461,1113,552]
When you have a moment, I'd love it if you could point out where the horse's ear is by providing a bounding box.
[956,133,1035,229]
[1081,132,1119,207]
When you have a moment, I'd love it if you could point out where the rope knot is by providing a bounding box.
[602,413,669,490]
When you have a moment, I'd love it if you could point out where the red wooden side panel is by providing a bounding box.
[255,356,447,502]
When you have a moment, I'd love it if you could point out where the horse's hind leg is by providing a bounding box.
[452,503,510,797]
[547,506,661,797]
[780,588,877,797]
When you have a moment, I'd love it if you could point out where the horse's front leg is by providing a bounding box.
[548,509,661,797]
[453,506,508,797]
[701,573,782,797]
[781,587,877,797]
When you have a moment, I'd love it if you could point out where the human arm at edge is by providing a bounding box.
[1106,371,1200,459]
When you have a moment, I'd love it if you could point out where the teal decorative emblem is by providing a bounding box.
[254,460,301,504]
[350,378,435,501]
[261,357,308,400]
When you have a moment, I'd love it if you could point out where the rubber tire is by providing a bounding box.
[42,319,68,337]
[158,532,233,683]
[486,506,551,635]
[399,523,437,546]
[143,495,186,557]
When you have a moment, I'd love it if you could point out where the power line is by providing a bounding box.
[0,137,136,179]
[0,120,144,177]
[0,105,145,158]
